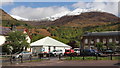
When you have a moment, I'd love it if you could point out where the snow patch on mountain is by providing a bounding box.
[45,8,104,21]
[42,11,71,21]
[67,8,104,16]
[10,15,29,21]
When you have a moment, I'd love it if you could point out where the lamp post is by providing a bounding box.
[8,46,13,64]
[80,36,85,60]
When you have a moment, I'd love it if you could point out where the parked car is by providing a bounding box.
[64,49,74,56]
[74,48,80,56]
[0,52,6,55]
[103,50,114,54]
[80,49,97,56]
[97,52,108,57]
[49,50,64,56]
[12,51,32,59]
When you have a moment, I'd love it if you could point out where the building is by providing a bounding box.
[81,31,120,50]
[0,26,31,46]
[30,36,71,53]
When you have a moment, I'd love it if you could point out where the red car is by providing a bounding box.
[64,49,74,56]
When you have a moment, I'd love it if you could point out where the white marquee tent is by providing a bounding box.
[30,36,71,53]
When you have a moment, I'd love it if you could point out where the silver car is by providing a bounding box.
[13,51,32,59]
[50,50,64,56]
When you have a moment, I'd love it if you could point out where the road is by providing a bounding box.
[1,56,120,66]
[2,59,120,66]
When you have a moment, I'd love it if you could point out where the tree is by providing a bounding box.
[108,42,116,51]
[5,31,29,53]
[67,40,78,49]
[31,34,45,42]
[2,44,13,54]
[96,42,104,51]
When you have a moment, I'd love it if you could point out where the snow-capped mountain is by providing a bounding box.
[10,15,29,21]
[41,11,71,21]
[11,8,104,21]
[43,8,104,21]
[67,8,104,15]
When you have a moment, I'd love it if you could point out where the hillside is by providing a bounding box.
[23,12,120,28]
[0,9,15,20]
[52,12,119,27]
[0,9,31,28]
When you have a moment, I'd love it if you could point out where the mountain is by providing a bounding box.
[43,9,103,21]
[0,9,15,20]
[0,9,31,27]
[52,12,119,27]
[67,8,104,16]
[42,11,71,21]
[22,11,119,28]
[10,15,29,21]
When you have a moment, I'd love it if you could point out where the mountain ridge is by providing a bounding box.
[52,12,119,27]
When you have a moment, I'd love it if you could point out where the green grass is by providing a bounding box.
[65,56,120,60]
[13,58,49,63]
[24,59,47,62]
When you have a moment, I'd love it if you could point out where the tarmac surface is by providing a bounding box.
[1,56,120,67]
[2,59,120,66]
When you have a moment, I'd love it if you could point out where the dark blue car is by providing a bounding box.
[80,49,97,56]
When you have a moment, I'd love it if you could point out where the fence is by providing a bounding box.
[67,53,120,60]
[1,53,120,64]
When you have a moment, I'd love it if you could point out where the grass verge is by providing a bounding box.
[65,56,120,60]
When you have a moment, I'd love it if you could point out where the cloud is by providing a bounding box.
[94,0,120,2]
[10,6,69,20]
[118,2,120,16]
[10,0,120,20]
[0,0,14,6]
[72,1,118,16]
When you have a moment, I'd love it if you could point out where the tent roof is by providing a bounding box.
[30,36,71,48]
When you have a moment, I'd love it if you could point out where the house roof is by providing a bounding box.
[0,26,24,35]
[83,31,120,36]
[0,26,11,35]
[30,36,71,48]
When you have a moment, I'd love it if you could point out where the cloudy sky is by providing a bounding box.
[1,0,120,20]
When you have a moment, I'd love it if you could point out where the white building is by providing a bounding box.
[30,36,71,53]
[0,36,6,46]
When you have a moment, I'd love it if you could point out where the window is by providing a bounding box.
[91,39,94,44]
[103,38,106,44]
[96,39,100,42]
[85,39,88,44]
[109,38,112,42]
